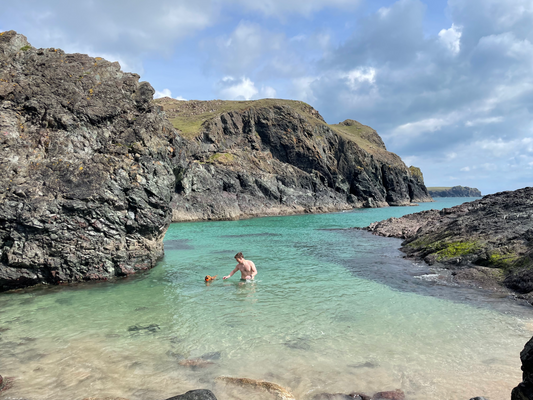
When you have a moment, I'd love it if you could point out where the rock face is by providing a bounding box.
[427,185,481,197]
[0,31,177,291]
[157,98,432,222]
[365,187,533,300]
[512,336,533,399]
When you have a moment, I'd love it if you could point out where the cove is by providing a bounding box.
[0,198,531,400]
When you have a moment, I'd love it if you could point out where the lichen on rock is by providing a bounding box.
[0,31,178,290]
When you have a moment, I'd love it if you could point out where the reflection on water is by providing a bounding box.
[0,198,531,400]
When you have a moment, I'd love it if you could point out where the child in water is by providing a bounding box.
[223,252,257,280]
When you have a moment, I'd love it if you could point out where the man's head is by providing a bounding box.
[235,252,244,262]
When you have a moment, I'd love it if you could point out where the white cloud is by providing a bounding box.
[465,116,503,127]
[460,166,470,172]
[438,24,462,55]
[392,117,449,138]
[343,67,376,89]
[217,77,259,100]
[154,88,187,101]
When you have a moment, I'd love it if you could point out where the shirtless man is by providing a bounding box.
[223,252,257,280]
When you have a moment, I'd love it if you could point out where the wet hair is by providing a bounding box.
[235,252,243,260]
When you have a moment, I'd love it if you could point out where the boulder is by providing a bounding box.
[0,31,178,291]
[165,389,217,400]
[512,336,533,399]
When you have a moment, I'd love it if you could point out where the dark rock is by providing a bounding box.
[349,393,372,400]
[0,374,3,389]
[512,336,533,399]
[165,390,217,400]
[428,185,482,197]
[372,389,405,400]
[469,397,489,400]
[155,98,431,222]
[364,187,533,301]
[0,31,178,291]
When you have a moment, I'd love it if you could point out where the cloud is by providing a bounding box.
[438,24,462,55]
[154,88,187,101]
[2,0,218,70]
[226,0,361,18]
[215,77,255,100]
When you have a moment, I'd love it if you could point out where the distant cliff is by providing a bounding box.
[364,187,533,304]
[157,98,432,222]
[0,31,177,291]
[428,186,481,197]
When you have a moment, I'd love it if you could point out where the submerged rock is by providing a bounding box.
[165,389,217,400]
[156,98,432,222]
[372,389,405,400]
[216,376,295,400]
[0,31,178,291]
[364,187,533,301]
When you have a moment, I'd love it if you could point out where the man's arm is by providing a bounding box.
[249,262,257,279]
[223,266,239,280]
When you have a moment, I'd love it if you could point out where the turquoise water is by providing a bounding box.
[1,198,532,400]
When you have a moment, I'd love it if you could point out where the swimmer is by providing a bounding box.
[223,252,257,281]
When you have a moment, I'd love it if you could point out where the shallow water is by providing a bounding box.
[1,198,532,400]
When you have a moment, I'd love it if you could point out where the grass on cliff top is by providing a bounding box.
[427,187,453,192]
[154,97,325,140]
[154,97,404,166]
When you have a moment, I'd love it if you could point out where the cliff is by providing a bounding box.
[156,98,432,221]
[0,31,177,291]
[364,187,533,303]
[428,186,482,197]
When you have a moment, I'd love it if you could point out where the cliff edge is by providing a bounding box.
[157,98,432,221]
[0,31,177,290]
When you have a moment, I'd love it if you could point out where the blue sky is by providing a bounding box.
[2,0,533,195]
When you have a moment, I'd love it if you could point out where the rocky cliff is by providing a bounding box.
[156,98,432,221]
[364,187,533,302]
[428,185,481,197]
[0,31,177,291]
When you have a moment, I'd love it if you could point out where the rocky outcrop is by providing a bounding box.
[157,98,432,222]
[427,186,481,197]
[0,31,177,291]
[512,336,533,399]
[365,187,533,301]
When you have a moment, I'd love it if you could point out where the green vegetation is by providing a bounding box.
[409,166,424,180]
[329,121,378,153]
[427,187,453,192]
[20,45,31,51]
[206,153,235,165]
[435,240,480,260]
[154,98,325,140]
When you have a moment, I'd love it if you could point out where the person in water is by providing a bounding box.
[223,252,257,280]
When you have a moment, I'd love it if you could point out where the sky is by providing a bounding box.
[2,0,533,195]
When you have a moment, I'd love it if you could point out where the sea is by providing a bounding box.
[1,198,531,400]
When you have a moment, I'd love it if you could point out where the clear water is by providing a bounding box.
[1,198,532,400]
